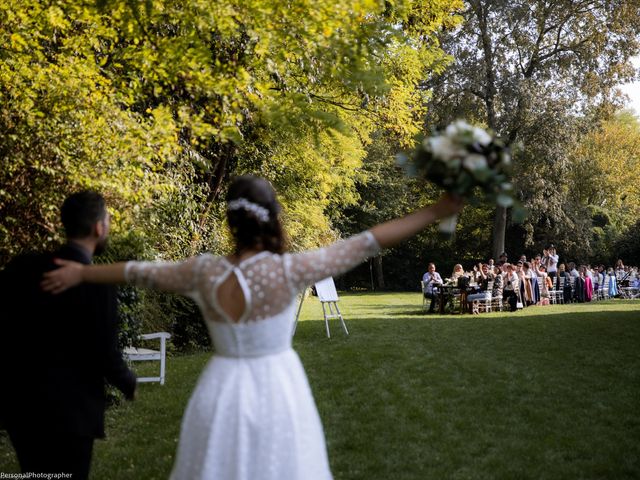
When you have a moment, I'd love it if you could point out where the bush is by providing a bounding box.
[613,220,640,266]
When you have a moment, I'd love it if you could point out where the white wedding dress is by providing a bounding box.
[124,231,380,480]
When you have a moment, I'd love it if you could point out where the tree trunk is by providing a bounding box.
[474,1,507,259]
[492,206,506,260]
[373,255,385,290]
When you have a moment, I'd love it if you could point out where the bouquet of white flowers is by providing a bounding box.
[398,120,525,238]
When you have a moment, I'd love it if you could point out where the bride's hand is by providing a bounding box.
[41,259,85,294]
[432,194,464,219]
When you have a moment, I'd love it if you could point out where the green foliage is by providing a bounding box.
[613,219,640,266]
[0,0,463,262]
[0,0,464,346]
[426,0,640,258]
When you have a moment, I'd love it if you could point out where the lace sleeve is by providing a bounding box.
[283,231,381,293]
[124,256,203,295]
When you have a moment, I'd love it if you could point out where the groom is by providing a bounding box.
[0,191,136,479]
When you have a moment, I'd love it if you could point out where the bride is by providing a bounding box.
[43,175,462,480]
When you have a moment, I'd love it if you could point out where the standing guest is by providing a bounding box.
[515,261,530,307]
[593,265,604,296]
[574,267,586,302]
[422,263,443,314]
[497,252,508,266]
[0,191,136,480]
[502,264,520,312]
[532,254,542,273]
[488,258,495,269]
[492,266,504,300]
[521,262,537,306]
[546,245,560,279]
[581,266,593,301]
[615,260,625,280]
[558,263,572,303]
[585,265,595,286]
[544,246,559,280]
[537,265,552,305]
[607,267,619,297]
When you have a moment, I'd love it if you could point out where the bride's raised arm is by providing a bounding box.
[284,194,463,292]
[369,194,462,249]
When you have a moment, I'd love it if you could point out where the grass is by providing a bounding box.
[2,294,639,479]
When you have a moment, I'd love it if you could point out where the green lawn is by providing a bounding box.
[2,294,639,479]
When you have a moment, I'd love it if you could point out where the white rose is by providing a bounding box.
[463,153,488,171]
[472,127,492,146]
[429,136,457,161]
[446,120,473,138]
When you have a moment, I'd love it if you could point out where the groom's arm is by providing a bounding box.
[93,285,137,400]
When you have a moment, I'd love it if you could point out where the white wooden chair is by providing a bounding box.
[599,276,610,300]
[470,281,493,314]
[550,277,565,304]
[421,281,428,310]
[124,332,171,385]
[491,293,503,312]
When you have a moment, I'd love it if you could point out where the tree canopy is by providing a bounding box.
[426,0,640,259]
[1,0,463,263]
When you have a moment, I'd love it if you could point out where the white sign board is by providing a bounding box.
[315,277,339,302]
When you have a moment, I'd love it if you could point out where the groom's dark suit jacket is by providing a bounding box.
[0,243,136,438]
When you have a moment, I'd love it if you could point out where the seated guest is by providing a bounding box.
[471,262,485,284]
[451,264,464,283]
[422,263,443,314]
[467,264,494,312]
[568,262,579,278]
[502,264,520,312]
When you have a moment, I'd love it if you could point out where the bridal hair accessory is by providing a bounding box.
[227,198,270,222]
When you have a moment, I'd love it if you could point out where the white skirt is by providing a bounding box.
[170,349,332,480]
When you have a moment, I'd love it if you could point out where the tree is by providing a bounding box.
[426,0,640,259]
[570,110,640,261]
[0,0,463,265]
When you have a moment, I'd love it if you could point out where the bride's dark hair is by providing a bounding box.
[226,175,287,255]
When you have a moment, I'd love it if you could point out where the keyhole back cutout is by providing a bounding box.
[216,270,247,323]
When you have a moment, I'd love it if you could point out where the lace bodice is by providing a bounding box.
[125,232,380,356]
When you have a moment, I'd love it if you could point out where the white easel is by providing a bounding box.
[292,277,349,338]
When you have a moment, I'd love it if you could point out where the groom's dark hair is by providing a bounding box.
[61,191,107,239]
